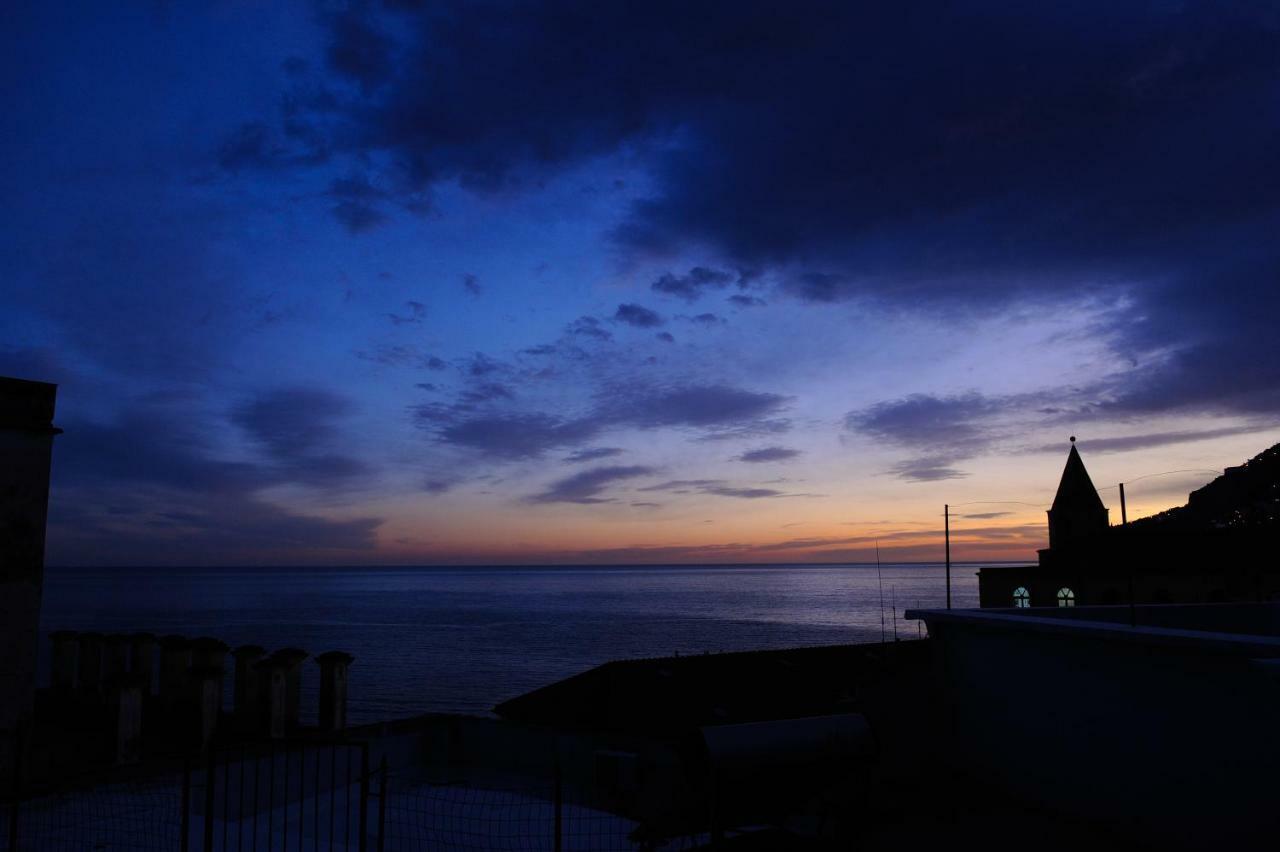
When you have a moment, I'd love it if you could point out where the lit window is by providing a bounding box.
[1013,587,1030,608]
[1057,587,1076,607]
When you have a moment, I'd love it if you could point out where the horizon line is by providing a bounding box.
[45,559,1031,570]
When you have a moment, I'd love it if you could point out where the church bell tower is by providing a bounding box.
[1046,437,1109,550]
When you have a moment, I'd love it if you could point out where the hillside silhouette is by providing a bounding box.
[1127,441,1280,532]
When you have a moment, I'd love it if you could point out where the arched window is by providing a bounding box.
[1057,587,1076,607]
[1013,586,1030,608]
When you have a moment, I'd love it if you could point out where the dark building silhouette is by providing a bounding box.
[979,439,1280,608]
[0,377,60,783]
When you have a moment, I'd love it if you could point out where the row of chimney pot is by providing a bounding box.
[48,631,354,739]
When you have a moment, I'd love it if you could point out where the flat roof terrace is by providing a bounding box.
[906,601,1280,656]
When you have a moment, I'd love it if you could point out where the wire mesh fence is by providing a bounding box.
[194,739,371,852]
[380,768,712,852]
[1,772,185,852]
[5,738,718,851]
[3,739,374,852]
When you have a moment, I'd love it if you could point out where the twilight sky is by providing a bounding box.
[4,1,1279,566]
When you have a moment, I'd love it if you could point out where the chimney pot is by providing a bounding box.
[188,665,224,751]
[102,634,131,683]
[253,656,290,739]
[269,649,308,731]
[158,635,193,709]
[231,645,266,733]
[76,632,105,694]
[316,651,355,732]
[50,630,79,691]
[129,633,157,695]
[114,674,146,765]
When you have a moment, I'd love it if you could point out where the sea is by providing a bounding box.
[38,563,981,725]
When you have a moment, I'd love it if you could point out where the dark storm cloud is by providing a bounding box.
[421,383,790,459]
[322,5,394,91]
[354,344,440,369]
[639,479,804,500]
[656,332,675,343]
[1030,424,1278,456]
[48,495,380,565]
[231,387,371,483]
[603,385,788,430]
[57,413,256,494]
[432,412,601,460]
[466,353,505,376]
[567,316,612,341]
[463,273,482,296]
[48,400,381,564]
[564,447,625,463]
[737,446,801,463]
[458,382,514,404]
[224,0,1280,417]
[527,465,656,504]
[849,393,1000,453]
[689,313,723,327]
[706,486,786,499]
[329,172,389,233]
[217,122,278,172]
[385,300,426,325]
[651,267,735,302]
[727,295,766,308]
[614,303,664,328]
[848,393,1006,482]
[233,388,348,457]
[888,458,969,483]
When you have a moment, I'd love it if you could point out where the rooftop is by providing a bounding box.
[906,602,1280,656]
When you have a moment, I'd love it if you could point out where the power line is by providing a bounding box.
[1095,468,1220,491]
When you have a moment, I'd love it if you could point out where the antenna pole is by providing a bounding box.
[876,541,885,643]
[1119,482,1128,525]
[891,585,898,642]
[944,504,951,610]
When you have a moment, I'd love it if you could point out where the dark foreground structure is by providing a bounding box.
[907,602,1280,849]
[3,374,1278,849]
[0,378,60,793]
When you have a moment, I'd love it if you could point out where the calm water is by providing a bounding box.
[39,563,980,724]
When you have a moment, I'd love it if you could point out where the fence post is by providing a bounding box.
[375,755,387,852]
[181,757,191,852]
[553,747,563,852]
[203,745,217,852]
[709,766,723,849]
[358,745,368,852]
[8,723,21,852]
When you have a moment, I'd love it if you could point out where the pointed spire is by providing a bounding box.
[1047,438,1109,548]
[1052,442,1105,514]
